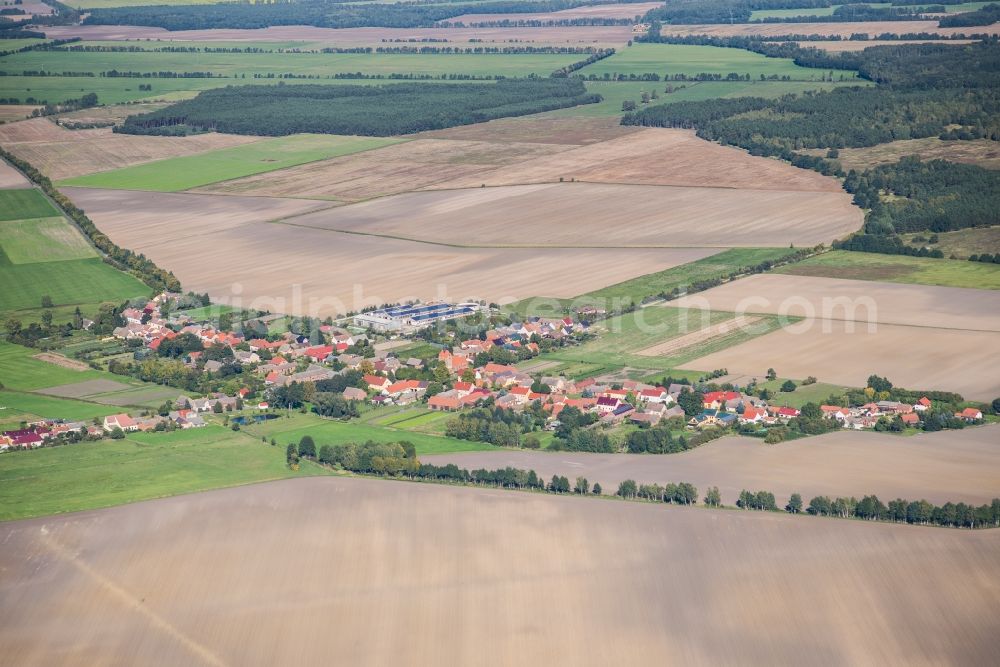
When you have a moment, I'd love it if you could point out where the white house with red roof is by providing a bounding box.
[103,413,138,433]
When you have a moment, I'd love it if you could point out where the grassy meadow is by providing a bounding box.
[578,43,860,81]
[0,389,119,428]
[239,412,495,455]
[0,340,114,391]
[776,250,1000,290]
[2,47,580,79]
[897,226,1000,260]
[0,187,148,320]
[60,134,402,191]
[0,189,59,221]
[0,425,330,522]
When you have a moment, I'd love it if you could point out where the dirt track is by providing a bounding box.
[2,476,999,665]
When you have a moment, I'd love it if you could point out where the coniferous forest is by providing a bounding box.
[622,41,1000,244]
[117,79,601,136]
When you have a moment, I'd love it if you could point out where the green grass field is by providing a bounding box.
[0,39,47,52]
[0,425,329,522]
[777,250,1000,290]
[60,134,402,191]
[2,47,579,80]
[0,189,59,221]
[0,257,149,316]
[0,341,113,391]
[0,389,119,426]
[172,303,243,321]
[578,44,860,81]
[753,379,856,408]
[0,74,233,105]
[1,217,97,263]
[0,187,148,320]
[239,412,495,455]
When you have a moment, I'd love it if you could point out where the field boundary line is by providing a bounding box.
[272,220,735,249]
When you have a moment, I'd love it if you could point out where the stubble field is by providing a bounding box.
[681,319,1000,399]
[199,128,847,200]
[656,20,1000,38]
[448,2,662,23]
[277,181,861,248]
[671,274,1000,398]
[40,24,636,45]
[60,189,719,313]
[1,476,998,665]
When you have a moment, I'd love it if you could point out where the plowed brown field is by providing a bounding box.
[426,424,1000,504]
[2,477,998,665]
[658,20,1000,37]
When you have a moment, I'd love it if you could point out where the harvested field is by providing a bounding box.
[37,379,134,398]
[802,137,1000,171]
[284,182,862,248]
[636,315,764,357]
[42,24,635,46]
[447,2,661,23]
[425,128,845,192]
[0,118,261,180]
[0,105,41,123]
[2,476,999,665]
[54,102,170,125]
[680,319,1000,399]
[0,160,30,189]
[656,20,1000,38]
[420,115,642,144]
[791,39,977,52]
[426,424,1000,505]
[61,188,334,237]
[670,273,1000,331]
[66,190,717,314]
[31,353,90,372]
[195,138,575,201]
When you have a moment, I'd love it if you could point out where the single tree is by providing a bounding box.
[786,493,803,514]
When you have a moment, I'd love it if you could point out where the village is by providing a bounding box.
[1,292,987,451]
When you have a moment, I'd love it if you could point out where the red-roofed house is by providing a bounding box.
[595,396,623,414]
[955,407,983,422]
[428,391,462,411]
[703,391,742,410]
[365,375,391,392]
[303,345,334,362]
[739,407,767,424]
[900,412,920,426]
[914,397,932,412]
[103,413,138,433]
[637,387,671,404]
